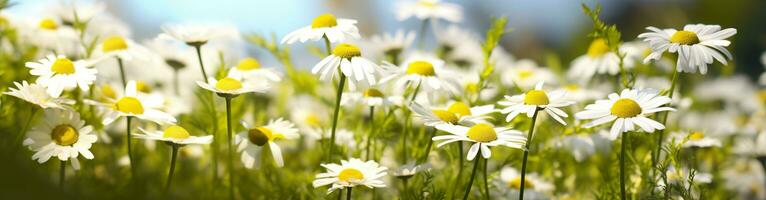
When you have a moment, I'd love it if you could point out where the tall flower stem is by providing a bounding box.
[654,69,680,169]
[193,43,220,187]
[193,45,210,83]
[451,142,464,199]
[519,109,540,200]
[482,157,489,200]
[401,81,422,163]
[462,157,481,200]
[323,35,333,56]
[224,96,235,200]
[419,128,437,164]
[346,187,353,200]
[15,106,38,151]
[126,116,135,176]
[365,106,375,160]
[620,131,630,200]
[328,74,346,161]
[164,144,180,194]
[116,58,127,87]
[59,159,66,188]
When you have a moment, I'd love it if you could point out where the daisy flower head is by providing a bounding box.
[227,57,282,82]
[380,56,460,95]
[312,43,381,89]
[25,17,78,52]
[499,82,574,125]
[281,13,359,44]
[197,75,269,97]
[433,123,526,160]
[495,167,554,199]
[342,86,403,107]
[135,125,213,146]
[23,109,97,170]
[160,23,239,46]
[501,59,557,90]
[313,158,387,193]
[567,38,623,82]
[575,88,675,140]
[4,81,74,109]
[93,35,151,61]
[410,101,496,127]
[395,0,463,23]
[26,54,97,97]
[364,29,416,63]
[236,118,299,168]
[93,80,176,125]
[638,24,737,74]
[674,131,721,148]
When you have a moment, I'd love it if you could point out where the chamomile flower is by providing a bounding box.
[433,123,526,160]
[380,56,460,95]
[410,101,495,126]
[638,24,737,74]
[494,167,554,199]
[196,75,269,97]
[395,0,463,23]
[281,13,360,44]
[26,54,97,97]
[567,38,623,82]
[227,57,281,82]
[312,43,382,89]
[134,125,213,145]
[92,80,176,125]
[500,59,557,90]
[364,30,416,63]
[499,82,575,125]
[93,35,151,61]
[575,88,675,140]
[313,158,388,193]
[23,109,97,170]
[4,81,74,109]
[25,17,78,52]
[674,131,721,148]
[160,23,239,45]
[342,86,404,107]
[236,118,299,168]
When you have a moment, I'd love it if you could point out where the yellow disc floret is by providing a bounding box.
[51,124,79,146]
[135,81,152,93]
[466,124,497,143]
[432,109,458,124]
[114,97,144,114]
[39,18,58,30]
[517,69,534,80]
[524,90,550,106]
[508,177,534,189]
[338,168,364,182]
[311,13,338,28]
[587,38,610,57]
[163,125,191,139]
[214,78,243,91]
[102,36,128,52]
[236,58,261,71]
[610,98,642,118]
[332,43,361,59]
[101,85,117,99]
[406,61,436,76]
[670,30,700,45]
[447,102,472,117]
[363,88,384,98]
[51,58,76,75]
[689,132,705,141]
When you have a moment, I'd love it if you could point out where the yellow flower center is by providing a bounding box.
[465,82,479,94]
[163,125,191,139]
[587,38,610,57]
[332,43,361,59]
[524,90,549,106]
[432,109,458,124]
[305,113,322,127]
[39,18,58,30]
[670,30,700,45]
[236,58,261,71]
[466,124,497,143]
[102,36,129,52]
[214,78,243,91]
[418,0,437,7]
[51,58,76,75]
[338,168,364,182]
[518,69,534,80]
[610,98,642,118]
[406,61,436,76]
[248,127,283,146]
[688,132,704,141]
[757,90,766,104]
[135,81,152,93]
[447,102,472,117]
[508,177,534,189]
[51,124,78,146]
[363,88,384,98]
[311,13,338,28]
[102,85,117,99]
[114,97,144,114]
[564,84,580,91]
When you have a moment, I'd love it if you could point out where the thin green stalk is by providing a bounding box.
[401,81,422,163]
[225,97,234,200]
[365,106,375,160]
[451,141,464,199]
[328,74,346,161]
[482,157,489,200]
[164,144,180,194]
[60,159,66,188]
[519,109,540,200]
[193,45,210,83]
[346,187,352,200]
[654,69,680,169]
[419,128,437,164]
[402,178,409,196]
[15,106,38,150]
[126,116,135,176]
[116,57,127,87]
[620,131,629,200]
[462,157,481,200]
[323,35,332,56]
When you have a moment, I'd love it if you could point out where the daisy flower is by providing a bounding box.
[674,131,721,148]
[26,54,97,97]
[500,59,556,90]
[92,80,176,125]
[227,57,282,82]
[410,101,495,127]
[160,23,239,46]
[23,109,97,170]
[93,35,151,61]
[134,125,213,145]
[380,56,460,95]
[499,82,575,125]
[567,38,623,82]
[494,167,554,199]
[196,75,269,97]
[312,43,381,89]
[638,24,736,74]
[341,86,403,107]
[575,88,675,140]
[433,123,526,160]
[313,158,387,193]
[395,0,463,23]
[4,81,73,109]
[25,17,78,52]
[281,13,360,44]
[236,118,299,168]
[363,30,416,63]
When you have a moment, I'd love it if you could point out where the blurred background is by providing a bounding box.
[6,0,766,78]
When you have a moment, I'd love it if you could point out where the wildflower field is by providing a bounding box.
[2,0,766,199]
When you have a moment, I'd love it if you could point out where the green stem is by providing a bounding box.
[15,106,38,151]
[126,116,135,177]
[225,97,234,200]
[620,131,629,200]
[462,157,481,200]
[365,106,375,160]
[60,159,66,188]
[193,45,210,83]
[323,35,333,56]
[452,141,464,198]
[346,187,352,200]
[519,109,540,200]
[482,157,489,200]
[419,128,437,164]
[164,144,179,194]
[116,57,127,87]
[328,74,346,161]
[401,81,422,163]
[654,69,680,169]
